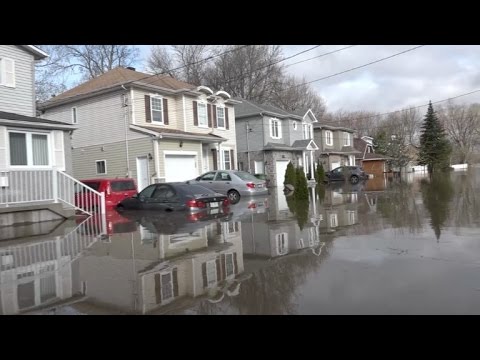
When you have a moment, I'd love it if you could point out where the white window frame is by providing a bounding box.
[159,270,174,302]
[150,95,164,124]
[96,159,107,175]
[223,149,231,170]
[330,213,338,228]
[347,210,356,225]
[71,107,78,124]
[8,130,52,168]
[302,123,313,139]
[292,121,297,130]
[206,260,217,287]
[343,132,351,146]
[216,106,226,129]
[269,118,281,139]
[197,102,208,128]
[325,130,333,146]
[275,232,288,255]
[225,253,235,277]
[0,58,15,88]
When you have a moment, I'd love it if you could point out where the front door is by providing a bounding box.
[136,156,149,192]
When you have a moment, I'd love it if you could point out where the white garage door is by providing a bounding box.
[165,155,197,182]
[275,160,290,188]
[331,162,340,170]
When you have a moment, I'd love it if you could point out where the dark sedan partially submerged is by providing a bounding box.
[116,182,230,215]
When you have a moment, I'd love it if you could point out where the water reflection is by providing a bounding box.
[1,168,480,314]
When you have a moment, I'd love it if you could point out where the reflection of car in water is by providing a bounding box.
[76,209,137,236]
[228,197,269,221]
[325,179,367,193]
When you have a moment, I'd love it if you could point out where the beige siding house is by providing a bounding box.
[39,67,240,190]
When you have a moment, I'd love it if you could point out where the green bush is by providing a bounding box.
[284,161,296,186]
[295,167,309,200]
[314,160,325,183]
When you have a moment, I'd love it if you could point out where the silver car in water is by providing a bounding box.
[186,170,268,204]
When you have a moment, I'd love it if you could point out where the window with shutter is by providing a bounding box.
[197,102,208,127]
[150,96,164,124]
[1,58,15,87]
[216,107,225,128]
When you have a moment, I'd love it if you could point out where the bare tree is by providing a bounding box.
[437,101,480,164]
[269,74,326,120]
[148,45,214,85]
[34,45,140,101]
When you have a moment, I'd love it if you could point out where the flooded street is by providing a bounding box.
[1,167,479,315]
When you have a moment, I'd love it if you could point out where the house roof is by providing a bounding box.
[19,45,49,60]
[313,123,355,133]
[133,125,227,143]
[40,67,197,108]
[234,99,303,120]
[0,111,75,131]
[264,142,296,151]
[291,139,318,150]
[353,137,390,160]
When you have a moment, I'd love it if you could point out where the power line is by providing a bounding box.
[276,45,426,92]
[284,45,357,68]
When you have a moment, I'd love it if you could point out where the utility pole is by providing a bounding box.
[246,121,251,173]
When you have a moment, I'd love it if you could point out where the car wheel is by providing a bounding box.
[350,175,359,184]
[227,190,241,204]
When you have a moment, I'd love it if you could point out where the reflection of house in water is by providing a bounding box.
[0,217,102,314]
[318,185,359,233]
[76,217,245,314]
[241,187,323,259]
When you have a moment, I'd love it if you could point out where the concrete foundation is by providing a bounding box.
[0,203,75,227]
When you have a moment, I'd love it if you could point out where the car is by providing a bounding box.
[116,182,230,215]
[75,178,138,210]
[325,166,368,184]
[186,170,268,204]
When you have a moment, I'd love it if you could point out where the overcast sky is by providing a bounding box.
[136,45,480,114]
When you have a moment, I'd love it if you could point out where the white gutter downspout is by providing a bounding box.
[122,85,130,177]
[154,137,160,182]
[182,95,187,132]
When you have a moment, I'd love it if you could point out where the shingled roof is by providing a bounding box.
[40,67,197,107]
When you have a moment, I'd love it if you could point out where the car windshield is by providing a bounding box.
[234,171,259,181]
[177,184,215,195]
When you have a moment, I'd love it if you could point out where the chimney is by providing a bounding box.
[126,66,136,71]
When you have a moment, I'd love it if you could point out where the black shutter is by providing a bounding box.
[225,107,229,130]
[145,95,151,123]
[202,262,208,288]
[212,149,218,170]
[216,257,221,281]
[163,98,169,125]
[221,254,226,281]
[193,101,198,126]
[208,104,213,128]
[154,273,161,304]
[233,253,238,275]
[213,105,217,128]
[230,149,235,170]
[172,268,179,297]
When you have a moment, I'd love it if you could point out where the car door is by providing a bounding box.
[212,171,232,194]
[196,171,217,191]
[330,167,344,181]
[143,184,178,211]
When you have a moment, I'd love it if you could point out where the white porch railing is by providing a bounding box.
[0,169,105,217]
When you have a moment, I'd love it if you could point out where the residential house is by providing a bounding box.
[234,100,319,188]
[0,45,78,225]
[313,124,360,171]
[39,67,240,191]
[353,136,389,176]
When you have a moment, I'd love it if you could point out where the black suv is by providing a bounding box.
[325,166,368,184]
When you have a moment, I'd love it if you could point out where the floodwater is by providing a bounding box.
[1,166,479,315]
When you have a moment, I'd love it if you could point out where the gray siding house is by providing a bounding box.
[313,124,360,171]
[0,46,77,224]
[39,68,240,191]
[235,99,319,188]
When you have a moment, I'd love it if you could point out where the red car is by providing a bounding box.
[75,178,138,210]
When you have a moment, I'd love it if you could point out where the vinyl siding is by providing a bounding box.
[71,137,155,182]
[42,90,146,148]
[235,116,264,152]
[131,88,181,129]
[0,46,35,116]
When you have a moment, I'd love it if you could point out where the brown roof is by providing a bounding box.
[43,67,197,105]
[353,137,368,154]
